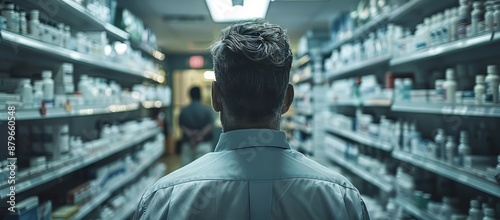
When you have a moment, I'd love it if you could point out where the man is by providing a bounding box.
[134,19,369,220]
[178,86,214,166]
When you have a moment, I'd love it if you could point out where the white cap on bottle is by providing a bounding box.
[476,75,485,83]
[446,68,455,79]
[42,70,52,78]
[487,65,497,75]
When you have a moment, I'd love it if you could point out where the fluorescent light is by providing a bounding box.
[206,0,270,22]
[204,71,216,80]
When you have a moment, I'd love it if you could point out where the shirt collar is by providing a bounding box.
[215,129,290,152]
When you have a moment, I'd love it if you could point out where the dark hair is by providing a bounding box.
[210,19,293,121]
[189,86,201,101]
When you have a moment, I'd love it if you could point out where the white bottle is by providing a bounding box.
[42,70,54,106]
[485,3,495,31]
[436,13,445,44]
[21,80,33,108]
[435,129,446,160]
[19,10,27,35]
[64,25,73,49]
[59,124,70,154]
[485,65,499,103]
[445,136,456,164]
[403,78,413,101]
[494,4,500,30]
[449,8,459,41]
[471,1,484,35]
[474,75,486,104]
[33,81,43,108]
[445,68,457,104]
[57,23,65,47]
[2,2,15,32]
[457,131,470,166]
[28,10,40,40]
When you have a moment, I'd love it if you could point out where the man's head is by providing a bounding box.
[189,86,201,101]
[210,19,294,131]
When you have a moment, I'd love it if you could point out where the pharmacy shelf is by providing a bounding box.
[141,101,169,109]
[389,0,455,26]
[115,173,162,220]
[390,31,500,66]
[325,126,393,151]
[330,99,392,107]
[131,41,165,61]
[0,103,139,121]
[392,151,500,197]
[325,149,393,193]
[294,75,313,84]
[322,11,389,55]
[392,102,500,118]
[0,30,162,82]
[0,128,161,200]
[326,54,392,81]
[73,148,164,220]
[296,107,313,116]
[292,120,312,134]
[15,0,129,41]
[395,198,439,220]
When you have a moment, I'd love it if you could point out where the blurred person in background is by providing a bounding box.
[178,86,214,166]
[134,19,369,220]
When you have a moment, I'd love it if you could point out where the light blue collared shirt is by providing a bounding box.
[134,129,369,220]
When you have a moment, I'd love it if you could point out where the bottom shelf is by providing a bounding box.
[73,146,164,220]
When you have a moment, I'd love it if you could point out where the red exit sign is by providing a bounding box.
[189,55,205,69]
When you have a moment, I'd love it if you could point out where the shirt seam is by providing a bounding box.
[149,176,358,195]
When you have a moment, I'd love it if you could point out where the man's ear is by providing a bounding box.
[281,84,294,114]
[211,81,222,112]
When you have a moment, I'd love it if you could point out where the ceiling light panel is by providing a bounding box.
[206,0,271,22]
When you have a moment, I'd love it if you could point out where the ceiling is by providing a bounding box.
[117,0,358,54]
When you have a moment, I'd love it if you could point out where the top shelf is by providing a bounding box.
[14,0,129,42]
[322,12,389,55]
[389,0,456,26]
[0,30,163,83]
[322,0,458,55]
[391,30,500,66]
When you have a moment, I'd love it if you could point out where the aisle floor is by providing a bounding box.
[159,154,182,175]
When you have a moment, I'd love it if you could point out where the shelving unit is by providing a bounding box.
[14,0,129,41]
[324,148,394,193]
[392,151,500,197]
[330,99,392,107]
[390,31,500,67]
[0,30,163,82]
[394,198,439,220]
[326,54,392,81]
[0,128,161,200]
[322,12,389,55]
[295,107,313,116]
[131,41,165,61]
[389,0,456,26]
[72,147,164,220]
[0,103,139,121]
[392,102,500,117]
[325,126,393,151]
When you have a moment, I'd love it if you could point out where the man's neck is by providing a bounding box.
[222,118,281,132]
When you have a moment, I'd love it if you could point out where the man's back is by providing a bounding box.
[134,129,369,220]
